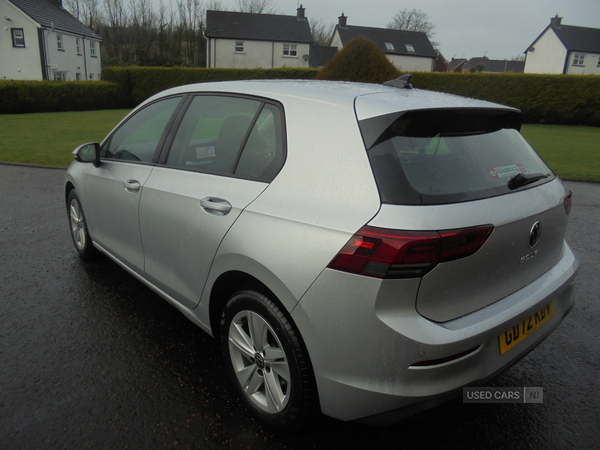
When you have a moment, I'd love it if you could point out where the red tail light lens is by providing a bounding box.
[328,225,494,279]
[564,190,573,215]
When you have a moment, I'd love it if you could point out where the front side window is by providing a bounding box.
[90,41,97,56]
[11,28,25,47]
[76,38,81,54]
[57,33,63,50]
[361,109,554,205]
[283,44,297,57]
[573,53,585,66]
[102,97,182,163]
[165,95,285,181]
[53,72,67,81]
[235,41,244,53]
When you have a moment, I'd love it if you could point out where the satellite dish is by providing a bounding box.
[303,54,309,61]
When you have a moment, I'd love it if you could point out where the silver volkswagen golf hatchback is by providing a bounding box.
[65,79,578,428]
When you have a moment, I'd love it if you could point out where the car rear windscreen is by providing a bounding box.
[359,109,554,205]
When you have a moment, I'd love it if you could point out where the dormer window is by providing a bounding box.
[405,44,415,52]
[385,42,395,51]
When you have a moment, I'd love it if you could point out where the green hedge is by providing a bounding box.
[0,80,126,114]
[409,72,600,126]
[102,66,319,106]
[2,69,598,127]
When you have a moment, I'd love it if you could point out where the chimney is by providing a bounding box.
[338,13,347,29]
[551,15,562,27]
[297,4,306,21]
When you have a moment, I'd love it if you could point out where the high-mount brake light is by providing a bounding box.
[328,225,494,279]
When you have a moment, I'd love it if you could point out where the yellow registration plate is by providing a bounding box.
[499,302,555,355]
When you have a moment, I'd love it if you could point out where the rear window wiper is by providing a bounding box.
[507,173,549,190]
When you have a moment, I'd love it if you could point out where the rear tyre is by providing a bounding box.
[67,189,98,260]
[220,290,316,429]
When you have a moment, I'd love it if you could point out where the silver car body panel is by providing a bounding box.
[139,167,268,309]
[83,160,155,274]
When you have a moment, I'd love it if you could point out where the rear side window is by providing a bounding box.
[360,109,554,205]
[165,95,285,181]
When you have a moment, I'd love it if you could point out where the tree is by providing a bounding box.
[310,18,334,46]
[387,8,437,47]
[235,0,279,14]
[316,36,400,84]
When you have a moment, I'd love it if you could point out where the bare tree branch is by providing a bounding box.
[235,0,279,14]
[387,8,437,47]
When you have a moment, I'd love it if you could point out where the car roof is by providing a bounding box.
[145,80,518,120]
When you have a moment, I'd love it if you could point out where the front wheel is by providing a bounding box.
[67,189,98,259]
[220,290,316,429]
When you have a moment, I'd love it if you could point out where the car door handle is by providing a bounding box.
[200,197,232,215]
[123,179,141,192]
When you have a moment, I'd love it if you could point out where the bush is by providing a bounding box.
[0,80,125,114]
[315,36,400,83]
[102,66,319,106]
[409,72,600,126]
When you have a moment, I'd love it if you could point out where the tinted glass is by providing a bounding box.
[235,104,285,181]
[166,96,261,175]
[361,109,554,205]
[102,97,181,163]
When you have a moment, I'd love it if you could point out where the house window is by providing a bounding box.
[11,28,25,47]
[385,42,395,51]
[53,72,67,81]
[283,44,297,57]
[405,44,415,52]
[76,38,81,55]
[573,54,585,66]
[76,73,81,81]
[90,41,97,57]
[89,73,94,80]
[235,41,244,53]
[57,33,64,50]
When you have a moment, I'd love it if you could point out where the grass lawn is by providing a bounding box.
[0,110,598,181]
[521,124,600,182]
[0,109,130,167]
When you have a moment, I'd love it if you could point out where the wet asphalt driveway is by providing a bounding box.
[1,164,599,449]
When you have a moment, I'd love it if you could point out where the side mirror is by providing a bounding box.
[72,142,101,167]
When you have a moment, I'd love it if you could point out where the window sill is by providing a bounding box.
[57,48,65,52]
[282,55,298,58]
[12,45,26,48]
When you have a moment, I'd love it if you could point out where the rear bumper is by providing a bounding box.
[292,241,578,423]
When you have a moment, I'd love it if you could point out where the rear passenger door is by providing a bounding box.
[139,95,286,309]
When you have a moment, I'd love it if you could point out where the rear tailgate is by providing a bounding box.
[367,180,571,322]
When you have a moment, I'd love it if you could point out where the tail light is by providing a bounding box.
[564,190,573,215]
[328,225,494,279]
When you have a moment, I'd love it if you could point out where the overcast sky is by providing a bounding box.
[183,0,600,61]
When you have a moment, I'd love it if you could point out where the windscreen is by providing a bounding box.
[360,109,554,205]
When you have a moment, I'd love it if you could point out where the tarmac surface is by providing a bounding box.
[1,164,599,449]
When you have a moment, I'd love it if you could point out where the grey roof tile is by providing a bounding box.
[552,24,600,53]
[309,46,338,67]
[335,25,437,58]
[9,0,101,39]
[206,10,313,43]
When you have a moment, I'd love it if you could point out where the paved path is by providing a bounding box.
[1,164,598,449]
